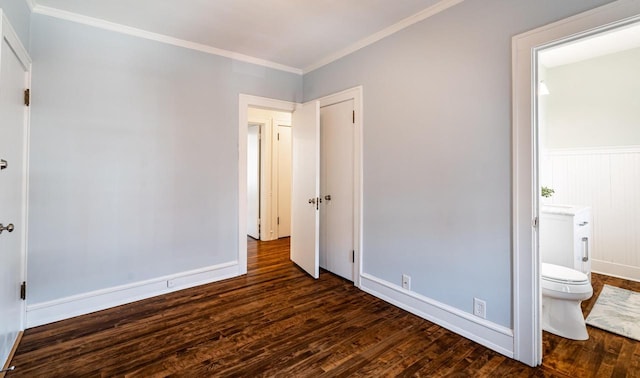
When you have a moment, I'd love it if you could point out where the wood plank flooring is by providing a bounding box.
[7,238,640,377]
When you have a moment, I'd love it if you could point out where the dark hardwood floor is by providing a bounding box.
[7,238,640,377]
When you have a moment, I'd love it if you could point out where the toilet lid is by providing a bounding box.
[541,263,589,284]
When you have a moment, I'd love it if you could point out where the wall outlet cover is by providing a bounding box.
[402,274,411,290]
[473,298,486,319]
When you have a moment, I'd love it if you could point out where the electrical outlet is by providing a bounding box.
[402,274,411,290]
[473,298,486,319]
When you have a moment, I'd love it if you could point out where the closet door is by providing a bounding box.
[320,100,355,281]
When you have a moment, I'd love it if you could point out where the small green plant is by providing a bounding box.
[541,187,555,198]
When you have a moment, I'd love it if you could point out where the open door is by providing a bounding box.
[0,15,30,369]
[290,101,320,278]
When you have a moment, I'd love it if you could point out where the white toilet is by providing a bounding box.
[541,263,593,340]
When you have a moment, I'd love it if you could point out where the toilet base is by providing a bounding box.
[542,296,589,340]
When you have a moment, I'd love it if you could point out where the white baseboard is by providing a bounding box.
[26,261,242,328]
[592,259,640,283]
[360,273,514,358]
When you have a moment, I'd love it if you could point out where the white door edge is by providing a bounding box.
[512,0,640,367]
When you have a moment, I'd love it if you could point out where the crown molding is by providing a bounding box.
[303,0,464,74]
[31,4,303,75]
[28,0,464,76]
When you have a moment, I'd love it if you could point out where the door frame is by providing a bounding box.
[0,9,32,368]
[238,86,363,287]
[511,0,640,366]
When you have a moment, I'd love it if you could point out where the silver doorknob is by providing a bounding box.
[0,159,7,170]
[0,223,15,234]
[324,195,332,201]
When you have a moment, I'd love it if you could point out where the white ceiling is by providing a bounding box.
[540,22,640,68]
[33,0,448,73]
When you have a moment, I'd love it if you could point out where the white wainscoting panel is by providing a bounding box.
[544,146,640,282]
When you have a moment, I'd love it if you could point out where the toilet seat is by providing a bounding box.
[541,263,592,297]
[542,263,589,284]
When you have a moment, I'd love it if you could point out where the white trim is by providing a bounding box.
[26,261,241,328]
[27,1,464,76]
[592,260,640,283]
[360,273,514,357]
[512,0,640,367]
[546,145,640,156]
[317,86,364,287]
[1,12,31,69]
[302,0,464,73]
[31,5,303,75]
[239,95,297,276]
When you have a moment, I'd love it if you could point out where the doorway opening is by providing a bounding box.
[238,87,363,286]
[535,18,640,356]
[512,1,640,366]
[246,108,292,242]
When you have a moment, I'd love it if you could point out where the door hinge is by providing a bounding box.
[352,110,355,124]
[277,217,280,225]
[24,89,30,107]
[277,133,280,141]
[533,217,538,228]
[20,281,26,300]
[352,250,355,263]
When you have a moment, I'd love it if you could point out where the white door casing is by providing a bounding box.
[320,99,355,281]
[0,11,31,369]
[290,101,320,279]
[512,0,640,367]
[247,124,261,239]
[276,125,292,238]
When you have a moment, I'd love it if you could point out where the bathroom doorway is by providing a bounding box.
[512,2,640,366]
[535,19,640,358]
[536,23,640,282]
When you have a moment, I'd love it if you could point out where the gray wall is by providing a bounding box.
[28,14,302,303]
[304,0,614,327]
[0,0,31,48]
[545,47,640,148]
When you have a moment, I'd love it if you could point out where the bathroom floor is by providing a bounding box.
[542,272,640,376]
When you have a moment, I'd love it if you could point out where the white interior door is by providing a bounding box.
[320,100,355,281]
[277,125,292,238]
[0,27,29,367]
[246,124,260,239]
[291,101,320,279]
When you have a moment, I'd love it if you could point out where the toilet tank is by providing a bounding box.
[540,205,592,278]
